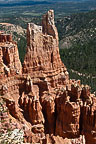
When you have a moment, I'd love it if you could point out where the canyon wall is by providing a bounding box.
[0,10,96,144]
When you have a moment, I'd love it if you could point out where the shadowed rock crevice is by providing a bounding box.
[79,107,83,134]
[2,49,10,66]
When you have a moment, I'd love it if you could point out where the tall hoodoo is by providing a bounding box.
[42,10,58,41]
[23,10,65,73]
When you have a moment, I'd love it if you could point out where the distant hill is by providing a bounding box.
[0,0,92,2]
[0,0,94,4]
[56,10,96,47]
[0,0,51,6]
[56,10,96,91]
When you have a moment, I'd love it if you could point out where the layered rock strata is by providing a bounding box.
[0,10,96,144]
[0,33,12,43]
[0,33,22,78]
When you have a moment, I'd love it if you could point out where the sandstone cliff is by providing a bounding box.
[0,10,96,144]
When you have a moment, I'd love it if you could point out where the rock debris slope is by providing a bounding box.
[0,10,96,144]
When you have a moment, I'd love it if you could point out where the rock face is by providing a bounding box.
[23,10,64,72]
[0,10,96,144]
[0,33,12,42]
[0,33,22,78]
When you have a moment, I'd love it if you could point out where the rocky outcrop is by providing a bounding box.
[0,10,96,144]
[0,33,12,42]
[0,34,22,78]
[23,10,65,73]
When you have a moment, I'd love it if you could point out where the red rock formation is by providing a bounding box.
[0,39,22,78]
[0,34,12,42]
[1,10,96,144]
[23,10,65,71]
